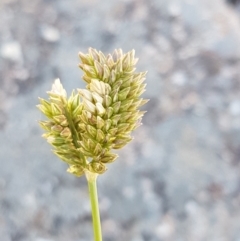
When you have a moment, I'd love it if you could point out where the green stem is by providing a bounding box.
[85,171,102,241]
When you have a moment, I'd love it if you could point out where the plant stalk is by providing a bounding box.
[85,171,102,241]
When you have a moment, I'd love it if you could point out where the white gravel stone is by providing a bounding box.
[229,100,240,116]
[171,71,187,86]
[40,25,60,42]
[1,41,23,62]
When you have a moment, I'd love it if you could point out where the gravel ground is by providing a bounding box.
[1,0,240,241]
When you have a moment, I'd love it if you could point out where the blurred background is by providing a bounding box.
[1,0,240,240]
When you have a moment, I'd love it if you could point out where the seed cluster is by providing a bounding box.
[37,48,148,177]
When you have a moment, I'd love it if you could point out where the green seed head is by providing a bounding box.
[38,48,148,177]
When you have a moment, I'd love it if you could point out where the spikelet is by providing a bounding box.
[38,49,148,177]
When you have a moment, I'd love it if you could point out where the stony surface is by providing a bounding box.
[1,0,240,240]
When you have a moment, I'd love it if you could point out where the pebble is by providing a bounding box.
[40,25,60,43]
[1,41,23,62]
[13,68,30,81]
[229,100,240,116]
[155,214,175,239]
[171,71,187,86]
[168,2,181,17]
